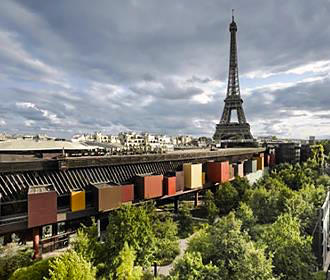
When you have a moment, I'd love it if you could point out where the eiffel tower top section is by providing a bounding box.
[226,10,240,98]
[213,11,254,143]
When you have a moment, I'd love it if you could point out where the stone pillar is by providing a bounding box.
[174,198,179,213]
[32,227,40,259]
[194,192,199,207]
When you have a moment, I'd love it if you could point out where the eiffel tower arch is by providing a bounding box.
[214,12,254,142]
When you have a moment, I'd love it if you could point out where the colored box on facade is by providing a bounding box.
[257,157,264,170]
[234,163,244,177]
[207,161,230,183]
[135,175,163,199]
[202,172,206,185]
[121,184,134,203]
[176,171,184,192]
[92,184,122,212]
[183,163,202,189]
[71,191,86,212]
[28,185,57,228]
[164,176,176,196]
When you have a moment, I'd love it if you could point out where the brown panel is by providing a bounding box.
[176,171,184,192]
[99,185,122,211]
[28,191,57,228]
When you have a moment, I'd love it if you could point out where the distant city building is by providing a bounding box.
[275,143,301,164]
[309,136,316,145]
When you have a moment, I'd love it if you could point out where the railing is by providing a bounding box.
[40,232,72,255]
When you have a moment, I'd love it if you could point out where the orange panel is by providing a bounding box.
[164,176,176,196]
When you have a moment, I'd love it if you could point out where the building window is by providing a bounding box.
[42,225,52,239]
[57,222,66,235]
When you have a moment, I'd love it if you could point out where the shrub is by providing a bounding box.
[0,245,33,280]
[10,258,51,280]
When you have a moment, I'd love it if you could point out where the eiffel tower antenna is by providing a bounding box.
[213,12,254,142]
[232,9,234,21]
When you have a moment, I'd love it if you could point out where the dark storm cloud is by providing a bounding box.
[0,0,329,137]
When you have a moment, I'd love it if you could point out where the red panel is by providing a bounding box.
[28,191,57,228]
[164,177,176,196]
[135,175,163,200]
[144,175,163,199]
[207,161,230,183]
[176,171,184,192]
[121,184,134,202]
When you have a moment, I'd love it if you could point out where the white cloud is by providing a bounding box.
[24,120,35,127]
[16,102,61,124]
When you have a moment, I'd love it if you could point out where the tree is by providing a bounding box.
[153,213,180,265]
[202,190,218,223]
[235,202,256,235]
[72,218,102,264]
[231,177,251,200]
[188,213,276,280]
[115,242,143,280]
[10,258,51,280]
[45,251,96,280]
[247,183,294,224]
[262,213,316,280]
[168,252,223,280]
[104,204,156,269]
[214,183,239,215]
[177,204,193,238]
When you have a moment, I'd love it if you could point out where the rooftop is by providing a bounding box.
[0,139,100,152]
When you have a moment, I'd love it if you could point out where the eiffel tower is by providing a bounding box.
[214,11,253,142]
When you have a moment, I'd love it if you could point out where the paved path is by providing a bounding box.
[157,235,193,276]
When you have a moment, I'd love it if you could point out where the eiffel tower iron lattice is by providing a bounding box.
[213,12,254,141]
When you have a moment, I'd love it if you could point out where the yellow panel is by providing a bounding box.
[202,172,206,185]
[71,191,86,212]
[184,163,202,189]
[183,163,192,188]
[191,164,202,188]
[257,157,264,170]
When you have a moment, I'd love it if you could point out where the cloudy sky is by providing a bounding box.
[0,0,330,139]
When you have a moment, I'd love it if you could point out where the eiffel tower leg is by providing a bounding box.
[237,107,246,124]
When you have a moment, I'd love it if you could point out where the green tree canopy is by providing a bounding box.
[201,190,218,223]
[45,250,96,280]
[262,213,316,280]
[168,252,223,280]
[115,242,143,280]
[104,204,156,269]
[188,213,276,280]
[214,183,239,215]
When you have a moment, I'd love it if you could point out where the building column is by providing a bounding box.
[32,227,40,259]
[97,218,101,241]
[194,192,199,207]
